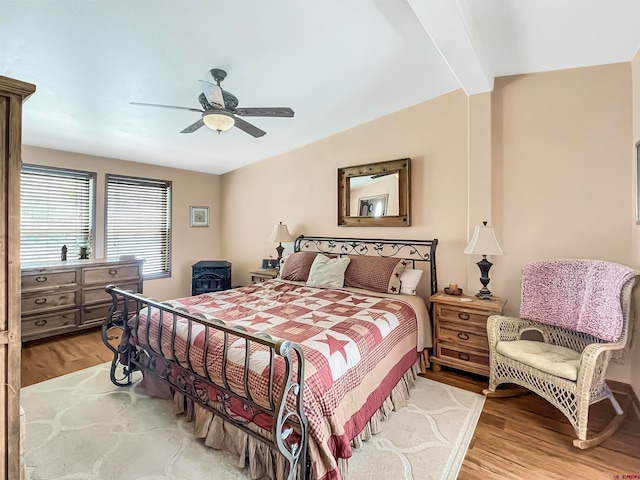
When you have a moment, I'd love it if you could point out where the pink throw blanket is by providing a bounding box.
[519,259,635,342]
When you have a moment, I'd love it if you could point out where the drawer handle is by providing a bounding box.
[35,276,48,283]
[108,269,118,275]
[35,319,47,327]
[458,352,470,361]
[457,312,470,321]
[34,298,47,305]
[457,332,470,341]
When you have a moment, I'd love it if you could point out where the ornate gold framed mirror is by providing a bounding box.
[338,158,411,227]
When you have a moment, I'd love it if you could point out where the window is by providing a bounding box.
[106,174,171,278]
[21,165,95,263]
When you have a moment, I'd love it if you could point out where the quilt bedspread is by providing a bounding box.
[129,280,420,480]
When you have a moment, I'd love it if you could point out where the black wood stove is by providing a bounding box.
[191,260,232,295]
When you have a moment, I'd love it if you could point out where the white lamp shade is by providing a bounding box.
[268,222,293,243]
[464,224,503,255]
[202,110,235,132]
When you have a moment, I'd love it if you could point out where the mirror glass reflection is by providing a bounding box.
[349,173,399,217]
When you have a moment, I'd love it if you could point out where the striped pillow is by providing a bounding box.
[344,256,406,294]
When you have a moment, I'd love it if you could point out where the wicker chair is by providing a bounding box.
[483,260,637,449]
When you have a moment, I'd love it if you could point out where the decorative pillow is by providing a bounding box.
[279,252,320,282]
[400,269,423,295]
[344,256,406,294]
[306,254,351,289]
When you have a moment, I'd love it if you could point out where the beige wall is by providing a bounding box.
[220,90,470,292]
[221,62,639,384]
[491,63,635,383]
[21,146,221,301]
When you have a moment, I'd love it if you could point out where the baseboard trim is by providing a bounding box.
[607,380,640,419]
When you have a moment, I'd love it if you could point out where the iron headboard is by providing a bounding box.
[293,235,438,298]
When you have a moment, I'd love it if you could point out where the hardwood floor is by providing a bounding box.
[21,330,640,478]
[21,328,115,387]
[422,368,640,479]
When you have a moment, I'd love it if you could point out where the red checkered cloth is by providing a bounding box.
[130,280,420,480]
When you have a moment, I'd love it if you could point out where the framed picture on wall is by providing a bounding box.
[190,206,209,227]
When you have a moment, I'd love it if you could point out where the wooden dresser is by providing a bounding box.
[429,291,506,376]
[21,258,144,342]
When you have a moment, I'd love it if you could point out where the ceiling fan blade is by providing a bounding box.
[130,102,203,113]
[180,118,205,134]
[234,107,294,117]
[199,81,225,108]
[233,116,266,138]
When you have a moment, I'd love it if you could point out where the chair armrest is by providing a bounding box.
[575,341,621,390]
[486,315,541,346]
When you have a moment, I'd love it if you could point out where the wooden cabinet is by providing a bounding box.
[1,75,36,480]
[429,292,506,376]
[249,268,279,285]
[21,258,143,341]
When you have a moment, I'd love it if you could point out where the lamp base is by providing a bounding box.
[475,287,494,300]
[275,243,285,261]
[475,256,494,300]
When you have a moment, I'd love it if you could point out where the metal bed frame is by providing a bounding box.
[101,235,438,480]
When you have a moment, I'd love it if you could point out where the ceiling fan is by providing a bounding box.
[131,68,294,138]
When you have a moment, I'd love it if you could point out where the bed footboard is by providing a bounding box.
[101,285,310,480]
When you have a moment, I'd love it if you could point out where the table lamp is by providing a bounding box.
[464,221,503,299]
[267,222,293,261]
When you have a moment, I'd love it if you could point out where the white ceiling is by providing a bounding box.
[2,0,640,175]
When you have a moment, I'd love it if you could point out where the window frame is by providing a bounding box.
[20,163,96,264]
[105,173,172,280]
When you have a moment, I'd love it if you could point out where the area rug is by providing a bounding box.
[21,363,484,480]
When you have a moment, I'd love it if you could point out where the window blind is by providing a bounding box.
[106,175,171,278]
[21,165,95,264]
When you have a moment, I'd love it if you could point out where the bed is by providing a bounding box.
[102,235,438,480]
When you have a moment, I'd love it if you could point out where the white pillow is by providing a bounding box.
[306,254,351,289]
[400,269,423,295]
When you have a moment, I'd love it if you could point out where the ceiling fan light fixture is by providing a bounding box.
[202,110,235,132]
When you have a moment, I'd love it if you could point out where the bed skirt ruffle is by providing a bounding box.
[164,361,419,480]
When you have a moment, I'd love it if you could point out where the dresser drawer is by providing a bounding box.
[81,299,138,325]
[82,282,141,305]
[22,310,79,338]
[22,270,77,291]
[437,324,488,351]
[437,344,489,368]
[82,264,142,285]
[437,305,489,328]
[22,290,78,314]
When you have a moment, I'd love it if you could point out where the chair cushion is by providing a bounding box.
[496,340,581,381]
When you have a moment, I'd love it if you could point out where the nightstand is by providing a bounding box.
[429,292,506,376]
[249,268,279,285]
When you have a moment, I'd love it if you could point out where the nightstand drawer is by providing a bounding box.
[438,325,488,351]
[252,275,270,284]
[438,345,489,368]
[437,305,489,328]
